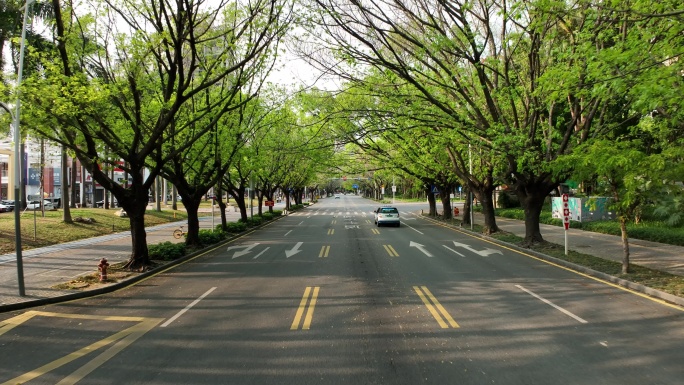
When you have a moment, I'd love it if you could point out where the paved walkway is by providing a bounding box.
[474,214,684,277]
[0,204,255,309]
[1,202,682,312]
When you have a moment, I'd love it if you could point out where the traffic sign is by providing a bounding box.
[562,194,569,230]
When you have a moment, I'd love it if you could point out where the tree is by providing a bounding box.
[304,0,671,243]
[553,140,667,274]
[23,0,292,269]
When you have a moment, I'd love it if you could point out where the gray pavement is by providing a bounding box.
[476,213,684,277]
[0,203,257,309]
[1,200,682,312]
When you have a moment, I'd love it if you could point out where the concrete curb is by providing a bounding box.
[0,213,290,314]
[418,214,684,308]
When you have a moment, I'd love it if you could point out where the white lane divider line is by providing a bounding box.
[516,285,588,324]
[161,287,217,327]
[443,245,465,257]
[253,247,270,259]
[403,223,423,234]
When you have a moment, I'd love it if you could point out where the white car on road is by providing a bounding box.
[374,206,400,227]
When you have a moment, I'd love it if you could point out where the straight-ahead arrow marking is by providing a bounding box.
[409,241,433,257]
[286,242,304,258]
[452,241,503,257]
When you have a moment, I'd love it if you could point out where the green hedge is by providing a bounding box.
[149,241,186,261]
[151,213,283,261]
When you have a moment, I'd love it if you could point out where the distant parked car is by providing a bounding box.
[0,203,10,213]
[95,199,118,208]
[0,200,15,211]
[26,200,55,210]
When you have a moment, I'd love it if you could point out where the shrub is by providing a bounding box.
[497,190,520,209]
[243,216,263,227]
[198,229,225,245]
[271,210,282,217]
[149,242,186,261]
[224,222,248,233]
[261,212,274,221]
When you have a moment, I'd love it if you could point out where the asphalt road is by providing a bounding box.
[1,195,682,384]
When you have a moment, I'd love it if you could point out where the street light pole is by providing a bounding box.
[9,0,35,296]
[469,144,473,231]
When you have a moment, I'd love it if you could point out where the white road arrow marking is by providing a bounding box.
[452,241,503,257]
[409,241,433,257]
[443,245,465,257]
[285,242,303,258]
[227,243,261,259]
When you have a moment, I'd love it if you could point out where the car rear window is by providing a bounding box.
[380,208,398,214]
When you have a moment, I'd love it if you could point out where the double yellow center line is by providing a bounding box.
[291,286,320,330]
[383,244,399,257]
[413,286,459,328]
[319,245,330,258]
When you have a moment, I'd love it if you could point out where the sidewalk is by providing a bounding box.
[473,213,684,277]
[0,204,257,311]
[1,203,682,312]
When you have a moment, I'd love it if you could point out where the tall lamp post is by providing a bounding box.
[6,0,35,296]
[1,101,25,297]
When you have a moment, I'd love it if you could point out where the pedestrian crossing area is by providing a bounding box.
[288,210,371,216]
[287,209,417,218]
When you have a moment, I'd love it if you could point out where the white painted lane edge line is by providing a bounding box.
[284,230,293,237]
[161,287,217,327]
[516,285,588,324]
[402,223,423,234]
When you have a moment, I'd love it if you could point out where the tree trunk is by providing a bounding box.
[122,197,151,270]
[521,195,545,246]
[216,184,227,230]
[619,217,631,274]
[70,159,77,208]
[513,174,557,246]
[462,186,472,226]
[61,145,72,223]
[183,197,202,246]
[172,185,178,210]
[426,186,437,216]
[476,186,499,234]
[440,194,452,219]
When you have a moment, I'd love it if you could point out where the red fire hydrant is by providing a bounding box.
[98,258,110,282]
[454,207,460,216]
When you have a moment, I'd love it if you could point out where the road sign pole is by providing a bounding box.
[563,194,569,255]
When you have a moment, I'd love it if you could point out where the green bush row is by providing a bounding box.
[150,211,284,261]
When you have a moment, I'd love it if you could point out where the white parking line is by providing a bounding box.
[516,285,588,324]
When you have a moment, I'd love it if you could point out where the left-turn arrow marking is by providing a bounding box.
[227,243,260,259]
